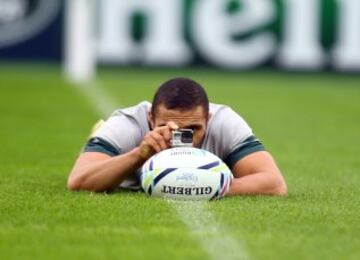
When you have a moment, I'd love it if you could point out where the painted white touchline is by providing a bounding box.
[171,200,250,260]
[76,80,119,118]
[76,81,250,260]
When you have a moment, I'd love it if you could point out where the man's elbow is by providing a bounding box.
[67,176,105,193]
[273,177,288,196]
[67,176,82,191]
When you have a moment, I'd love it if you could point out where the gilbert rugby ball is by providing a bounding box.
[141,147,233,200]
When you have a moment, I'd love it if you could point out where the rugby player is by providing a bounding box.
[67,78,287,195]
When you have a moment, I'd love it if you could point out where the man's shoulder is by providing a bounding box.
[112,101,151,118]
[106,100,150,135]
[209,102,243,121]
[204,103,258,163]
[91,101,151,153]
[209,102,228,113]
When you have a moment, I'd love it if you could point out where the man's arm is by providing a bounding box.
[67,122,177,192]
[67,148,145,192]
[228,151,288,196]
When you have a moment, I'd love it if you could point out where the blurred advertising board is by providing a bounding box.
[1,0,360,71]
[0,0,63,61]
[96,0,360,71]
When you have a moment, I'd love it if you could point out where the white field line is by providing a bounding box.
[171,201,249,260]
[75,81,118,118]
[76,82,250,260]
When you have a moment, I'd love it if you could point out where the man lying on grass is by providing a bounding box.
[67,78,287,195]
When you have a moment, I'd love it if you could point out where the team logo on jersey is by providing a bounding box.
[0,0,60,48]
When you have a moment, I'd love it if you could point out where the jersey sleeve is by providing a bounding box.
[82,111,143,156]
[83,137,120,156]
[208,106,265,169]
[223,135,265,169]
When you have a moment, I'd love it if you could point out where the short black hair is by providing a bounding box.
[151,77,209,117]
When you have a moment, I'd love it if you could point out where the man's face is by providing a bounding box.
[150,105,209,147]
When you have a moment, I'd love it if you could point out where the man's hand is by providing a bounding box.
[139,121,178,160]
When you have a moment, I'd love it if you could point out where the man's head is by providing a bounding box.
[149,77,210,147]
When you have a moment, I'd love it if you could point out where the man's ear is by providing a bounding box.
[148,110,155,129]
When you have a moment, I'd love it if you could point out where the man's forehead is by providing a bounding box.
[154,105,207,121]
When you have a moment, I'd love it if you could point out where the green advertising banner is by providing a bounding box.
[96,0,360,71]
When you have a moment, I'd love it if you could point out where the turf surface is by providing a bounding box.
[0,65,359,259]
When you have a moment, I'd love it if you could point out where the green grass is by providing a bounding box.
[0,65,359,260]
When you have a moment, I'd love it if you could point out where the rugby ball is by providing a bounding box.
[141,147,233,200]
